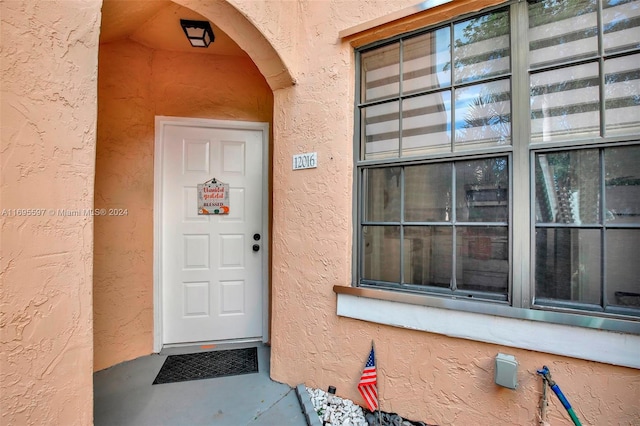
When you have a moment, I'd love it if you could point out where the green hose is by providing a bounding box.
[549,383,582,426]
[567,407,582,426]
[537,366,582,426]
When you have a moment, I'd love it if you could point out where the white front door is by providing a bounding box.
[158,120,265,345]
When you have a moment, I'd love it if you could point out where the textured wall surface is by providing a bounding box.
[5,0,636,424]
[222,0,640,425]
[93,41,156,372]
[175,0,295,90]
[93,40,273,371]
[0,1,100,424]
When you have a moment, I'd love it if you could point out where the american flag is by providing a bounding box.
[358,346,378,411]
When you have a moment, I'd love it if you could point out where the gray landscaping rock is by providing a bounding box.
[305,387,437,426]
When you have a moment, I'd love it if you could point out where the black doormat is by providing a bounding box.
[152,347,258,385]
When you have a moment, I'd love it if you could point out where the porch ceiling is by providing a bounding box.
[100,0,249,58]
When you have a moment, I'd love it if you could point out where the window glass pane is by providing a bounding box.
[605,145,640,223]
[457,226,508,294]
[403,28,451,94]
[535,150,600,224]
[362,225,400,282]
[605,53,640,136]
[603,0,640,55]
[530,63,600,142]
[365,168,401,222]
[363,101,400,160]
[361,43,400,102]
[455,79,511,149]
[453,10,510,84]
[535,228,601,305]
[405,163,452,222]
[404,226,452,287]
[456,157,509,223]
[401,91,451,156]
[607,230,640,309]
[528,0,598,68]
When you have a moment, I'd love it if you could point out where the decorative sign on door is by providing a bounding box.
[198,178,230,215]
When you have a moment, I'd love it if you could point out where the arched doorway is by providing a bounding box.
[94,0,293,371]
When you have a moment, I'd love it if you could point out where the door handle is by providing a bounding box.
[252,244,260,252]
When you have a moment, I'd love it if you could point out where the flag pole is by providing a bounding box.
[372,339,381,426]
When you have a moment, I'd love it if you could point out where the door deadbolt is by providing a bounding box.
[253,233,261,241]
[252,244,260,252]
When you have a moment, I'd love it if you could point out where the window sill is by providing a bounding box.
[334,285,640,369]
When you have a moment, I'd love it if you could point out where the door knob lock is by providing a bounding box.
[252,244,260,252]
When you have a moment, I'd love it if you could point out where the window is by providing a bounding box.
[354,0,640,327]
[363,158,510,299]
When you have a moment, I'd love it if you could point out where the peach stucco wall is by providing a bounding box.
[0,1,100,425]
[93,40,273,371]
[216,0,639,425]
[3,0,638,425]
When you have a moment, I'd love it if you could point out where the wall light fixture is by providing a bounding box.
[180,19,215,48]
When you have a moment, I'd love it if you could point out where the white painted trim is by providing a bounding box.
[153,118,164,353]
[337,293,640,369]
[153,116,270,352]
[260,122,270,344]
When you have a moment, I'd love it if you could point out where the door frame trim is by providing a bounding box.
[153,116,270,353]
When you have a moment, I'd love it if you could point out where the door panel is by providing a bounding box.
[161,124,263,344]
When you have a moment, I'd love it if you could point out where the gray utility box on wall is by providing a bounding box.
[495,353,518,389]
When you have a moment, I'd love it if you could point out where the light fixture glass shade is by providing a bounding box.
[180,19,215,48]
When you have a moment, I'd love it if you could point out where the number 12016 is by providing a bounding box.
[292,152,317,170]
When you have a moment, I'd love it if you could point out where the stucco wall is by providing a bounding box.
[93,40,273,371]
[218,0,640,425]
[0,1,100,424]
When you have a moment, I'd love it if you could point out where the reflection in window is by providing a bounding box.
[458,158,509,223]
[404,163,451,222]
[363,102,400,160]
[363,225,400,283]
[365,168,401,222]
[535,150,600,225]
[361,43,399,102]
[404,226,452,288]
[605,54,640,136]
[457,226,508,294]
[528,0,598,68]
[530,63,600,142]
[535,146,640,312]
[535,228,602,305]
[401,92,451,156]
[607,230,640,309]
[454,10,510,84]
[529,0,640,142]
[356,0,640,322]
[605,145,640,223]
[403,28,451,94]
[361,157,509,298]
[603,0,640,54]
[359,7,512,160]
[456,80,511,148]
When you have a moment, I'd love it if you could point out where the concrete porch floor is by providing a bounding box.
[93,345,308,426]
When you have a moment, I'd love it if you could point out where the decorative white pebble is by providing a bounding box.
[307,387,368,426]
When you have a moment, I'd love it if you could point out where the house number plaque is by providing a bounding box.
[292,152,317,170]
